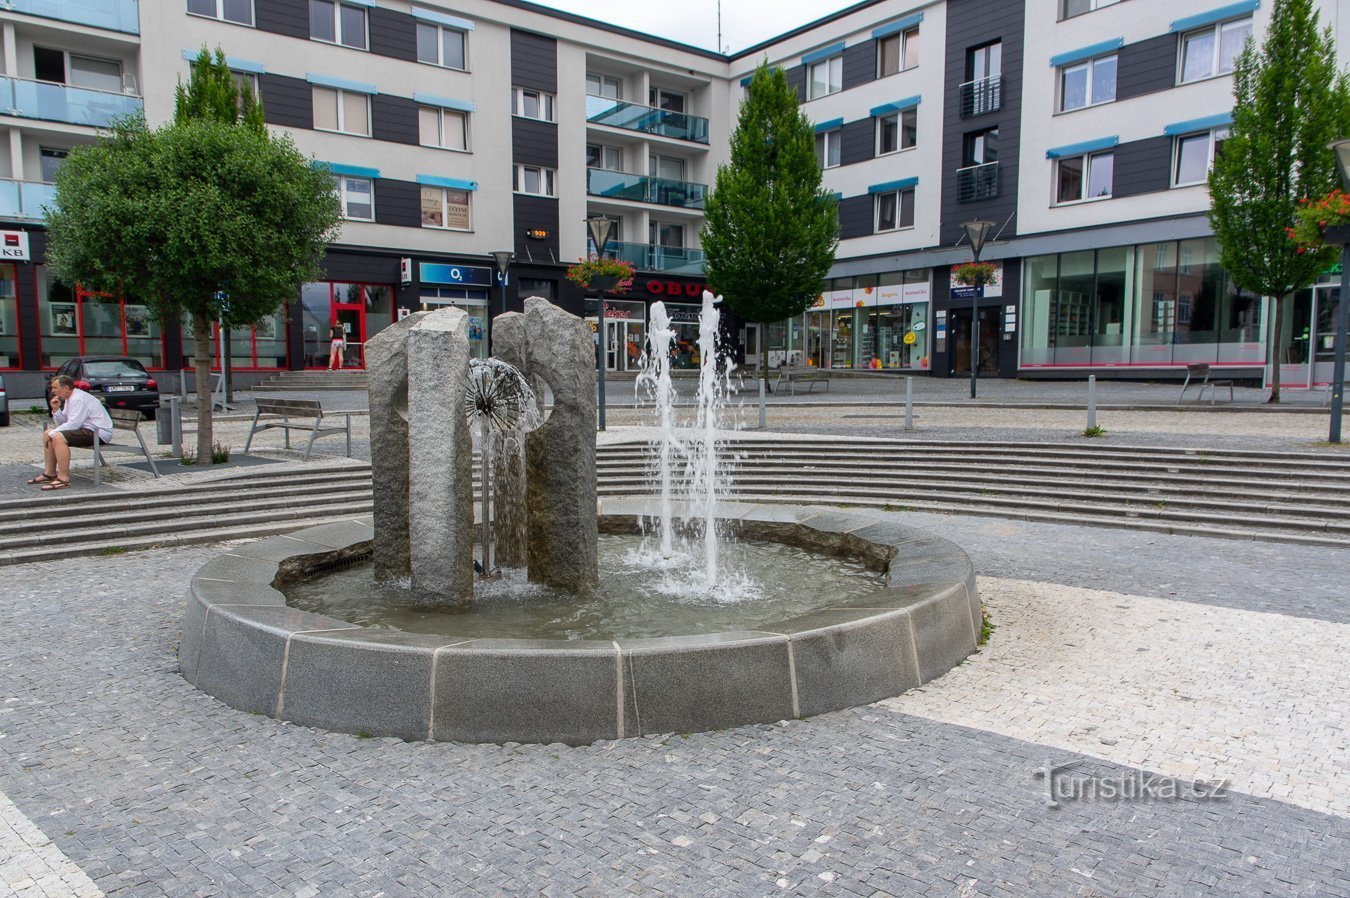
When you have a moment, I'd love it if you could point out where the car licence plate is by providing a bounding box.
[106,385,135,392]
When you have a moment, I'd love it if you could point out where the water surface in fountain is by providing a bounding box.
[285,533,881,640]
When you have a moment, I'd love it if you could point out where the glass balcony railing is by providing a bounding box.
[960,75,1001,117]
[603,240,707,274]
[0,179,57,220]
[586,95,710,144]
[586,169,707,209]
[2,0,140,34]
[1,77,143,128]
[957,161,1000,202]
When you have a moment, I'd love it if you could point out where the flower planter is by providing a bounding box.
[588,275,621,291]
[1322,224,1350,246]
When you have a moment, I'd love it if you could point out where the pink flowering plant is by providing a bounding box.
[1287,189,1350,253]
[951,261,999,287]
[565,255,635,293]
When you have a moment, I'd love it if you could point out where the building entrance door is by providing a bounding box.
[950,308,1001,375]
[333,302,365,368]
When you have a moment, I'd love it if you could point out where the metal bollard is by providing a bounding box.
[904,376,914,432]
[759,377,767,429]
[1087,375,1097,431]
[157,395,183,457]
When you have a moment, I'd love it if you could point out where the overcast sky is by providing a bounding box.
[526,0,841,53]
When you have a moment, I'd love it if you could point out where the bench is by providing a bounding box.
[1178,363,1235,404]
[92,408,161,487]
[244,398,352,461]
[775,366,832,396]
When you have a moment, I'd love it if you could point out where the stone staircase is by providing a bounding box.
[253,370,368,391]
[1,440,1348,565]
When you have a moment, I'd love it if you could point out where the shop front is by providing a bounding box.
[795,271,932,370]
[1279,270,1343,389]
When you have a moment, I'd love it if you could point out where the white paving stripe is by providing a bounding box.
[882,577,1350,818]
[0,790,103,898]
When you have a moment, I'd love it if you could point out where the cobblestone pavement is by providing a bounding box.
[2,518,1349,897]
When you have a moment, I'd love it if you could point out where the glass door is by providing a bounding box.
[333,303,365,368]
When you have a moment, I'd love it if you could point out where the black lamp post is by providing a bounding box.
[1327,139,1350,444]
[489,250,513,356]
[586,216,614,431]
[961,219,995,399]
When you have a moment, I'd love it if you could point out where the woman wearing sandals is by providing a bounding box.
[28,374,113,491]
[328,321,346,370]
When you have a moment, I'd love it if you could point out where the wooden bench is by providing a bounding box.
[1178,363,1235,404]
[92,408,161,487]
[244,398,352,460]
[775,366,832,396]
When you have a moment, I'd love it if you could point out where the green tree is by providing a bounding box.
[45,56,341,462]
[1208,0,1350,402]
[701,61,838,381]
[176,47,265,132]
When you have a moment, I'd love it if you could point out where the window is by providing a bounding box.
[417,22,467,70]
[335,175,373,220]
[808,55,842,100]
[514,165,556,197]
[39,147,68,183]
[312,86,370,136]
[650,87,684,112]
[875,189,915,232]
[587,144,622,170]
[1056,151,1114,203]
[187,0,253,25]
[650,155,685,182]
[877,27,919,76]
[587,74,622,99]
[1061,0,1119,18]
[419,106,467,150]
[877,108,917,154]
[650,221,685,248]
[1060,54,1116,111]
[35,47,122,92]
[1180,17,1252,83]
[1173,128,1228,186]
[512,87,555,121]
[310,0,367,50]
[964,128,998,166]
[420,186,471,230]
[815,129,841,168]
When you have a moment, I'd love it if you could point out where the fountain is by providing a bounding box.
[180,297,980,745]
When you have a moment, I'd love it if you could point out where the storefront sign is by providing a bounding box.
[826,289,856,309]
[400,257,412,285]
[643,280,707,298]
[0,231,29,261]
[664,304,701,324]
[419,263,493,287]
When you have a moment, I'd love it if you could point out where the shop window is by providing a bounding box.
[37,268,164,369]
[419,106,468,151]
[1173,128,1228,186]
[1056,151,1114,203]
[1059,54,1116,112]
[808,55,842,100]
[416,21,467,70]
[0,264,17,368]
[420,186,472,230]
[1180,17,1251,83]
[874,188,915,232]
[187,0,253,25]
[310,0,367,50]
[815,128,841,168]
[313,86,370,136]
[512,87,555,122]
[877,108,917,155]
[877,27,919,77]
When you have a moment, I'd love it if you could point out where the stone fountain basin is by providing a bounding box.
[180,501,980,745]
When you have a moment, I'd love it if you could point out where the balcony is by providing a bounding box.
[956,161,1000,202]
[587,169,707,210]
[0,179,57,220]
[604,240,707,275]
[586,95,709,145]
[1,0,140,34]
[960,75,1001,118]
[0,77,143,128]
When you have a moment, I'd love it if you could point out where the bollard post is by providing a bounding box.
[904,376,914,432]
[758,376,767,429]
[1087,375,1097,431]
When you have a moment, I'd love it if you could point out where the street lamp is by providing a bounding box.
[489,250,513,356]
[1327,139,1350,443]
[585,217,614,431]
[961,219,995,400]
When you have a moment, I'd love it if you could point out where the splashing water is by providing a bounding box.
[692,289,724,585]
[635,301,680,559]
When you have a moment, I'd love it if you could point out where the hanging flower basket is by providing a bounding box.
[565,255,635,293]
[951,261,999,287]
[1289,189,1350,250]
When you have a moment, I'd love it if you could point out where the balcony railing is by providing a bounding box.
[599,240,707,274]
[586,95,710,145]
[2,0,140,34]
[586,169,707,210]
[960,75,1001,117]
[0,179,57,220]
[957,161,1000,202]
[0,77,143,128]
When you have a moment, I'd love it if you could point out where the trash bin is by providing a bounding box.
[157,395,181,455]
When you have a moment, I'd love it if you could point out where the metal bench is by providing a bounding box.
[1179,363,1235,404]
[244,398,352,460]
[92,408,161,487]
[775,366,832,396]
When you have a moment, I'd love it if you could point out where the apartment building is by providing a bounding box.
[0,0,1345,396]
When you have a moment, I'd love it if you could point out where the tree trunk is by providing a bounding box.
[1268,293,1286,404]
[193,309,214,465]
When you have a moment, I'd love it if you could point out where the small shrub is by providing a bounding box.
[1082,425,1106,438]
[97,546,128,556]
[211,441,231,464]
[978,610,995,646]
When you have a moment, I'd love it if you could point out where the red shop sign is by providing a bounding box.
[644,279,707,298]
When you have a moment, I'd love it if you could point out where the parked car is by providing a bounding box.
[0,373,9,427]
[46,357,159,420]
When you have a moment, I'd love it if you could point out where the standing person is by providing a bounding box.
[29,374,113,491]
[327,321,346,370]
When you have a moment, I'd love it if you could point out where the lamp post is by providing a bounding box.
[961,219,995,400]
[1327,139,1350,444]
[489,250,513,357]
[586,216,614,431]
